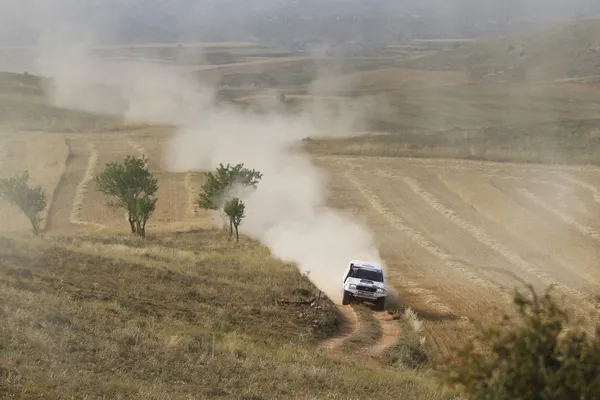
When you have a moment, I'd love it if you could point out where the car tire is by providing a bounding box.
[342,290,351,305]
[374,296,386,311]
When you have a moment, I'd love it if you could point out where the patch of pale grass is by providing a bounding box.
[405,307,427,346]
[69,142,104,230]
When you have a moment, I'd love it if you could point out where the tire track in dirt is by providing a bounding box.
[45,139,91,234]
[320,305,360,354]
[367,311,402,356]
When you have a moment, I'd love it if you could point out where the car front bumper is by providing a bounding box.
[345,287,386,299]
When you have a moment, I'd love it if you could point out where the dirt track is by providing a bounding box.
[2,131,600,359]
[320,305,360,354]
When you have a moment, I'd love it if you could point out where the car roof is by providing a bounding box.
[349,260,383,271]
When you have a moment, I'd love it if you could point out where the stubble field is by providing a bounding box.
[2,127,600,363]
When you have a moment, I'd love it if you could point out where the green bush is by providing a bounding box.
[383,341,429,370]
[442,285,600,399]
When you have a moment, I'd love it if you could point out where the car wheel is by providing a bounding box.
[342,290,351,305]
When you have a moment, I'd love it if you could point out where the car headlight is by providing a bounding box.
[376,288,385,294]
[349,284,357,289]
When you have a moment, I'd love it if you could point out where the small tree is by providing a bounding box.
[94,155,158,237]
[197,163,261,232]
[0,171,46,235]
[224,197,245,242]
[442,284,600,399]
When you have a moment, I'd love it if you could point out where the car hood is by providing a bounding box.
[346,277,385,289]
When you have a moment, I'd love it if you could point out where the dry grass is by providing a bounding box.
[0,232,453,399]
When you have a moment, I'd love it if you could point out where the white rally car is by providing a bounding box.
[341,260,387,310]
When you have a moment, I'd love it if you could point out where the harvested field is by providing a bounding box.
[3,129,600,363]
[316,155,600,361]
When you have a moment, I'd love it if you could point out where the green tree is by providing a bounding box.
[224,197,245,242]
[442,284,600,399]
[94,155,158,237]
[197,163,261,233]
[0,171,46,235]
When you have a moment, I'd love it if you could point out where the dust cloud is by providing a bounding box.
[23,31,383,303]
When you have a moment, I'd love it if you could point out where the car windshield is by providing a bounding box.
[350,267,383,282]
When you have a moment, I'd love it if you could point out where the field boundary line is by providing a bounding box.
[40,138,69,232]
[69,142,105,230]
[315,154,600,173]
[43,139,73,232]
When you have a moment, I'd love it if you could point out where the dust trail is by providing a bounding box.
[29,40,383,303]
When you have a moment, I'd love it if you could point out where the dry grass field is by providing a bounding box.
[3,24,600,393]
[0,233,457,399]
[0,128,456,398]
[2,127,600,366]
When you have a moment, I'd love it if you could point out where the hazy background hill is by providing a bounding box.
[2,0,600,48]
[414,16,600,82]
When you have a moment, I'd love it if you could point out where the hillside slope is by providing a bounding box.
[0,232,451,399]
[414,17,600,82]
